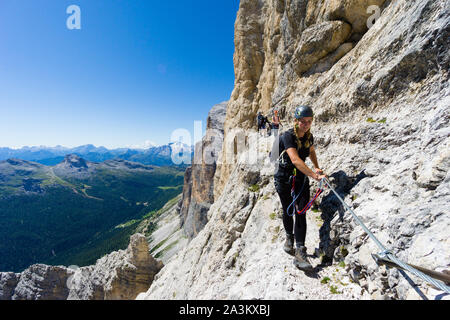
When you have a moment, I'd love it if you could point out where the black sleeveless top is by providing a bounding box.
[274,128,314,182]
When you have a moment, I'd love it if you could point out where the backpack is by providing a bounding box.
[257,114,264,126]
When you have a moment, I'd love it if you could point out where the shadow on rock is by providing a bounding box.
[316,170,368,265]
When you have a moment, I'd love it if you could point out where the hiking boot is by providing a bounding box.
[294,246,313,271]
[283,234,294,255]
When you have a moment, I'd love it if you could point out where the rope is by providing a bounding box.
[320,177,450,294]
[296,188,323,215]
[286,175,324,217]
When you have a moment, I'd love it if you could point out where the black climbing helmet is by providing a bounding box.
[294,105,314,119]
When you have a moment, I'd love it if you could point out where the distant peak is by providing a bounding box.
[63,154,88,168]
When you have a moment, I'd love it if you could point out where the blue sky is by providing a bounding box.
[0,0,239,149]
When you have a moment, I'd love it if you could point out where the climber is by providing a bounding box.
[271,109,281,136]
[257,112,270,136]
[257,112,265,133]
[274,105,326,271]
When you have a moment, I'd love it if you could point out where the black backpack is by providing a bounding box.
[257,114,265,126]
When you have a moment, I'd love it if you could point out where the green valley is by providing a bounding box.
[0,156,184,272]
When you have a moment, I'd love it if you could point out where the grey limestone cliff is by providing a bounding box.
[0,234,162,300]
[179,101,228,240]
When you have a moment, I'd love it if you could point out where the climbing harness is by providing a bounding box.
[276,140,322,217]
[319,177,450,294]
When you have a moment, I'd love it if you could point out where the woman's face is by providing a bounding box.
[296,117,313,132]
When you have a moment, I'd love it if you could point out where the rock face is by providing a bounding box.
[67,233,163,300]
[140,0,449,300]
[179,101,227,240]
[294,20,352,75]
[147,194,189,265]
[0,265,70,300]
[0,234,162,300]
[310,0,389,34]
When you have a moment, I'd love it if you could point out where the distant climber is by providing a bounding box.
[271,109,281,136]
[274,105,326,272]
[257,112,267,135]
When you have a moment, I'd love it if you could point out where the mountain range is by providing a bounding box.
[0,142,194,167]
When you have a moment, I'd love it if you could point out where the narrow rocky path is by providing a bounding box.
[225,190,369,300]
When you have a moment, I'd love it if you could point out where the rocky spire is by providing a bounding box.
[0,234,162,300]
